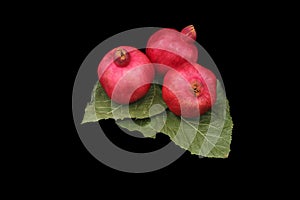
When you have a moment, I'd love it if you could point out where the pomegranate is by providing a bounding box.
[162,62,217,118]
[98,46,154,104]
[146,25,198,76]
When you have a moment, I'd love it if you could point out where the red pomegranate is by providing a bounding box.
[162,62,217,118]
[146,25,198,76]
[98,46,155,104]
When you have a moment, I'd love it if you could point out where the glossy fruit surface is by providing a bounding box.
[146,25,198,75]
[162,62,216,118]
[98,46,154,104]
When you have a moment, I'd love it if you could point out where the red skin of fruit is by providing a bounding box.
[146,27,198,76]
[162,62,217,118]
[98,46,154,104]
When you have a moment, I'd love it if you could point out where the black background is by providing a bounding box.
[4,2,295,196]
[21,3,278,190]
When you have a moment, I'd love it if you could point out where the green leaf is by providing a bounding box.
[116,80,233,158]
[116,112,167,138]
[81,82,167,123]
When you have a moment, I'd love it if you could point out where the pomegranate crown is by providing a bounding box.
[181,25,197,41]
[113,48,130,67]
